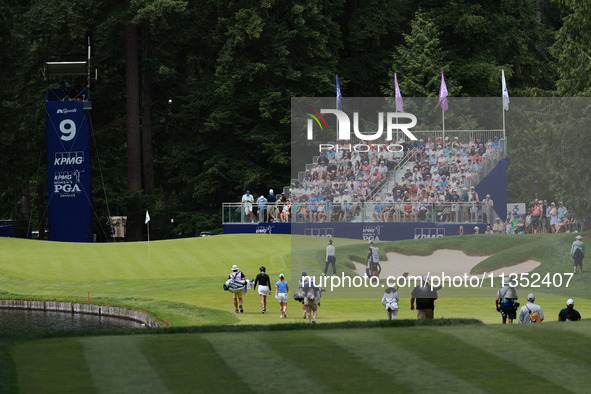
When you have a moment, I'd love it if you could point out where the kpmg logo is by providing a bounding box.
[305,109,418,141]
[56,108,78,114]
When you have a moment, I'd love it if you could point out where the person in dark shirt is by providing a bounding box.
[253,266,272,313]
[410,276,442,319]
[558,299,581,322]
[266,189,277,222]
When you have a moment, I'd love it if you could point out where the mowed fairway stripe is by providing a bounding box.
[381,327,566,392]
[139,334,251,392]
[444,326,591,390]
[315,329,481,393]
[263,330,406,392]
[202,332,321,394]
[11,338,95,393]
[78,336,169,393]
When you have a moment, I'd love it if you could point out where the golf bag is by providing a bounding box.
[223,278,247,293]
[293,287,306,302]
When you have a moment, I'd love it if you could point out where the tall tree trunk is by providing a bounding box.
[141,23,155,195]
[125,1,143,241]
[20,181,31,237]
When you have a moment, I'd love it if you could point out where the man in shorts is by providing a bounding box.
[304,287,320,324]
[531,200,542,233]
[241,190,254,222]
[253,266,272,313]
[496,277,518,324]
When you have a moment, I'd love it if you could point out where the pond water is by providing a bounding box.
[0,309,146,334]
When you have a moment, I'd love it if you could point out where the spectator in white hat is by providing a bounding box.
[558,299,581,321]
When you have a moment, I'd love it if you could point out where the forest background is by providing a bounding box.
[0,0,589,241]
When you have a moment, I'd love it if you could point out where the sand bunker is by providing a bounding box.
[353,249,540,278]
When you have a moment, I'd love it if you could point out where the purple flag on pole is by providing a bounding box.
[336,74,342,110]
[438,71,449,112]
[394,73,404,112]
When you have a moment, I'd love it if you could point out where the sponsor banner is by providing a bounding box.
[46,101,92,242]
[223,223,291,235]
[224,222,481,240]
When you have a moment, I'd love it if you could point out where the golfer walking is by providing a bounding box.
[410,276,441,319]
[253,266,272,313]
[276,273,289,318]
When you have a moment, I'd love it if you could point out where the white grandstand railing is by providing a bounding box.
[222,201,498,225]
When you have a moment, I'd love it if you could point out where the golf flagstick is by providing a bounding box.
[145,210,151,260]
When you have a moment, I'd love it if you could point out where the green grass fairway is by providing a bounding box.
[1,233,590,392]
[0,233,589,326]
[3,320,591,393]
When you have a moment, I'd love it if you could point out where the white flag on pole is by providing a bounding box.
[502,70,510,111]
[145,210,150,224]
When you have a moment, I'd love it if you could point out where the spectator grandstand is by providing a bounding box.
[224,131,510,225]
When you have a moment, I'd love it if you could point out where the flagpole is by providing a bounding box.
[438,71,448,142]
[501,70,509,155]
[502,101,506,141]
[145,210,151,260]
[442,107,445,141]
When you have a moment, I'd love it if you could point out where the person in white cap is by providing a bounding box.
[228,265,247,313]
[382,286,400,320]
[570,235,585,274]
[518,293,544,323]
[558,299,581,321]
[266,189,277,222]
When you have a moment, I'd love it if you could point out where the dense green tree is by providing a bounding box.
[1,0,590,239]
[386,11,461,98]
[552,0,591,96]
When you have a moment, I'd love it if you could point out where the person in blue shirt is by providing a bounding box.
[372,199,385,222]
[275,274,290,318]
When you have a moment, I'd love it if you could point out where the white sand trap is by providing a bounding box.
[353,249,541,278]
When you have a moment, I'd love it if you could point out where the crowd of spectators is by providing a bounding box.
[278,134,504,223]
[500,199,584,235]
